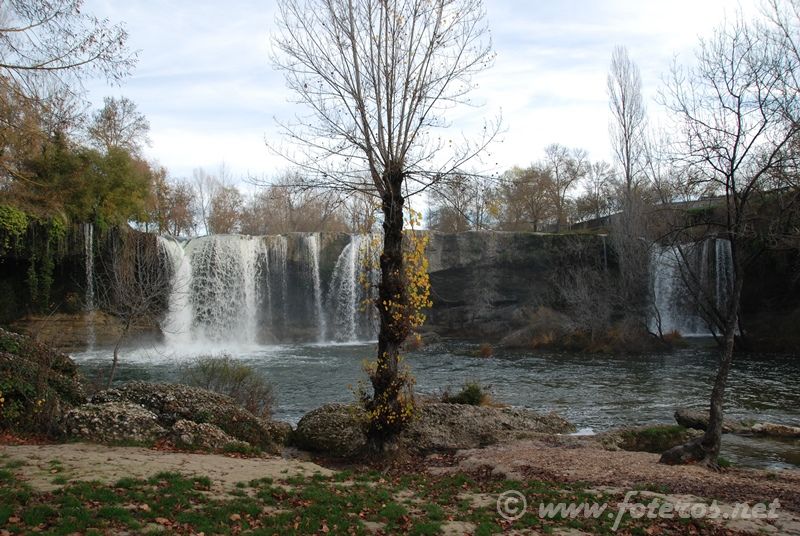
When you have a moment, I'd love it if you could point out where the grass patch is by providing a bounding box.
[0,459,712,535]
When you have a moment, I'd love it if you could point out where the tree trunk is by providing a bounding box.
[367,167,409,448]
[659,275,743,468]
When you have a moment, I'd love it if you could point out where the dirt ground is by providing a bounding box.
[3,439,800,535]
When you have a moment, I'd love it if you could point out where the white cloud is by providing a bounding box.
[82,0,763,182]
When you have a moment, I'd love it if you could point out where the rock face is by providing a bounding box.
[89,382,287,452]
[0,327,85,435]
[292,402,576,458]
[425,232,604,341]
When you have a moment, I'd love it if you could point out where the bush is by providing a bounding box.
[178,355,273,419]
[441,382,490,406]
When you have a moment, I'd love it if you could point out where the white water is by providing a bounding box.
[304,234,326,342]
[154,233,381,348]
[159,237,195,346]
[650,238,734,336]
[326,235,380,341]
[83,223,95,350]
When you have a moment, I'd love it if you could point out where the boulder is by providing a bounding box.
[401,403,576,452]
[292,402,576,458]
[170,419,249,451]
[674,408,746,433]
[0,328,85,435]
[91,382,286,452]
[293,403,368,458]
[62,402,166,444]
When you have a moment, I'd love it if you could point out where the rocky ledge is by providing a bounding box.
[675,408,800,438]
[293,402,576,458]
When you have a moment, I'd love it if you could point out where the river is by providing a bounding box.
[72,338,800,470]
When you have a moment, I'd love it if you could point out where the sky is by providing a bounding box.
[82,0,760,184]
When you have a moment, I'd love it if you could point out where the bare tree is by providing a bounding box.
[87,96,150,155]
[658,11,800,468]
[608,45,647,213]
[273,0,497,446]
[97,231,171,387]
[192,168,219,236]
[208,184,243,234]
[0,0,135,128]
[576,160,616,222]
[543,144,587,232]
[496,165,553,232]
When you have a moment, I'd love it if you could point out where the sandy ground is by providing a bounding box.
[0,442,332,495]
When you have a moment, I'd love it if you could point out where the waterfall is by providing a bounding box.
[159,237,194,346]
[326,234,380,341]
[716,238,733,313]
[304,234,326,342]
[327,235,360,341]
[649,238,734,336]
[158,233,381,347]
[163,235,267,345]
[83,223,95,350]
[266,235,288,328]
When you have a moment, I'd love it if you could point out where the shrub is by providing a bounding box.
[179,355,273,419]
[441,382,489,406]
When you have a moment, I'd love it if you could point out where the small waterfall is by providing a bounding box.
[327,235,360,341]
[716,238,733,313]
[327,234,380,341]
[267,235,288,327]
[83,223,95,350]
[159,237,194,346]
[650,238,734,336]
[304,234,326,341]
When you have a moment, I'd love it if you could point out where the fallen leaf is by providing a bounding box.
[229,513,241,522]
[154,517,171,525]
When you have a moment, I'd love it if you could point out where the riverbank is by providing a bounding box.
[1,439,798,535]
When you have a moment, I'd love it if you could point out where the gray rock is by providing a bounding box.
[674,408,748,433]
[292,402,575,457]
[62,402,166,444]
[598,425,701,453]
[401,403,576,452]
[170,419,248,450]
[91,381,286,452]
[293,403,368,458]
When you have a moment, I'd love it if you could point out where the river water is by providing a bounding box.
[72,339,800,470]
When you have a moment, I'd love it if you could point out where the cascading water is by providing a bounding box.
[650,238,734,336]
[716,238,734,312]
[83,223,95,350]
[304,234,326,342]
[159,237,194,346]
[326,234,380,341]
[158,233,382,346]
[266,235,288,328]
